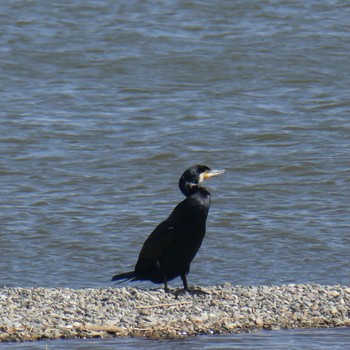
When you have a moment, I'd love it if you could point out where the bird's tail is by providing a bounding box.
[111,271,137,283]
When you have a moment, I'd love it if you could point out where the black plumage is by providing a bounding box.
[111,165,225,293]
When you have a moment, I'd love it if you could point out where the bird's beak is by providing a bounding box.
[200,169,226,183]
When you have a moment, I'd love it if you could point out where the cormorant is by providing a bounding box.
[111,165,226,293]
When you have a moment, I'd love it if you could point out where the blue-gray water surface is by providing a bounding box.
[1,0,349,348]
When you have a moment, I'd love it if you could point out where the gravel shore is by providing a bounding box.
[1,283,350,342]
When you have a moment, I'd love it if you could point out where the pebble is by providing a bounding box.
[0,284,349,342]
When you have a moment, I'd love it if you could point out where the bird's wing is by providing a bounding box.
[135,220,177,272]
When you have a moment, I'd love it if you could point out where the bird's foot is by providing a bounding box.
[173,287,209,298]
[164,286,173,294]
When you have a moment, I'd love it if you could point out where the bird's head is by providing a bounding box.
[179,165,226,196]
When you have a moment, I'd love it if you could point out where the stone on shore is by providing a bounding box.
[1,284,350,342]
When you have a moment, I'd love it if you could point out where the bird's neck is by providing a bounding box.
[172,186,211,228]
[184,183,201,197]
[187,186,211,208]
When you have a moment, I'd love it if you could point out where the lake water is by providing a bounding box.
[1,0,349,348]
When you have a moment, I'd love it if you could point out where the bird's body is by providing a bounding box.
[112,165,225,293]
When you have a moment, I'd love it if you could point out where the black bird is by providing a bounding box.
[112,165,226,293]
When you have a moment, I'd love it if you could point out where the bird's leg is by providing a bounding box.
[163,275,186,297]
[163,276,171,293]
[176,273,209,296]
[181,273,189,290]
